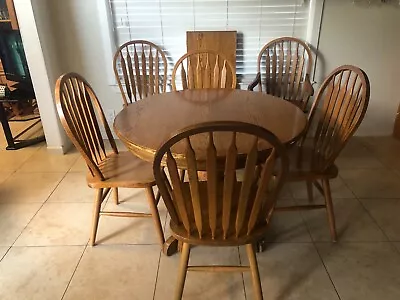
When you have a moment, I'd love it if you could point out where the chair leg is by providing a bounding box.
[145,186,165,247]
[246,244,263,300]
[175,242,190,300]
[306,180,313,203]
[113,187,119,205]
[90,188,103,246]
[322,179,337,242]
[155,190,161,206]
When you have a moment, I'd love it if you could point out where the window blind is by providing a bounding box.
[109,0,310,83]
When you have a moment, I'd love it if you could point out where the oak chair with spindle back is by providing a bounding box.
[153,121,288,300]
[248,37,314,112]
[113,40,168,107]
[55,73,167,252]
[171,50,237,91]
[277,65,370,242]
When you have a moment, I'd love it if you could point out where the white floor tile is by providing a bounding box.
[63,245,159,300]
[155,246,245,300]
[316,242,400,300]
[0,246,84,300]
[15,203,92,246]
[0,172,64,203]
[301,198,387,242]
[241,243,339,300]
[0,203,42,246]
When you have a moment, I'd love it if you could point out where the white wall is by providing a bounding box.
[13,0,71,152]
[47,0,122,115]
[315,0,400,135]
[32,0,400,136]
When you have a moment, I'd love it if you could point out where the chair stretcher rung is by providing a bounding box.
[187,265,250,272]
[275,204,326,211]
[99,211,152,218]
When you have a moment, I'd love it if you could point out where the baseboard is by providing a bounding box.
[46,143,73,154]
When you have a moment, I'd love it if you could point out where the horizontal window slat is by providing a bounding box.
[109,0,310,77]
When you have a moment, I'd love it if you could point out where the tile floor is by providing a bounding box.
[1,133,400,299]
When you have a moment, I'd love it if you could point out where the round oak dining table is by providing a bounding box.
[114,89,307,161]
[114,89,307,254]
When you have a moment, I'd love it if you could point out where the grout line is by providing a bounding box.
[310,151,400,300]
[312,242,342,300]
[0,147,41,180]
[357,199,392,242]
[0,149,79,259]
[0,169,16,184]
[337,172,363,199]
[339,173,391,242]
[338,140,400,172]
[359,140,398,170]
[298,213,316,244]
[65,152,81,174]
[9,244,89,248]
[298,175,393,244]
[290,194,315,243]
[300,209,342,299]
[0,246,12,264]
[7,170,69,248]
[152,249,162,300]
[61,243,88,300]
[12,143,44,171]
[5,240,395,249]
[237,246,248,300]
[390,242,400,256]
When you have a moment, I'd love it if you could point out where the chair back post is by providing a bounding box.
[55,72,118,180]
[113,40,168,106]
[153,121,288,244]
[256,37,313,110]
[306,65,370,171]
[171,50,236,91]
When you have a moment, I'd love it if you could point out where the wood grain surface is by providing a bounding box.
[114,89,307,163]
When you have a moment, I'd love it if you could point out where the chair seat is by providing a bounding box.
[169,181,271,246]
[287,145,338,181]
[86,151,155,188]
[287,99,307,111]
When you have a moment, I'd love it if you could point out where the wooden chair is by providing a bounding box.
[153,121,288,300]
[277,65,370,242]
[248,37,314,112]
[113,40,168,107]
[55,72,167,251]
[171,50,236,91]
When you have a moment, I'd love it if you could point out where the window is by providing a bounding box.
[102,0,322,86]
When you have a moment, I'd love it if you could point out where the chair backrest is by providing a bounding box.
[257,37,313,108]
[306,65,370,171]
[153,121,288,243]
[172,50,237,91]
[113,40,168,106]
[55,73,118,180]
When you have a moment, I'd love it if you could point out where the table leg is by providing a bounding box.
[0,102,16,149]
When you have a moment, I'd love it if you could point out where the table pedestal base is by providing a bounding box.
[163,236,180,256]
[162,235,268,256]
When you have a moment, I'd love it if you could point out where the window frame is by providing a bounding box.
[97,0,325,87]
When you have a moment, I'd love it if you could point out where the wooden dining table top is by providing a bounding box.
[114,89,307,163]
